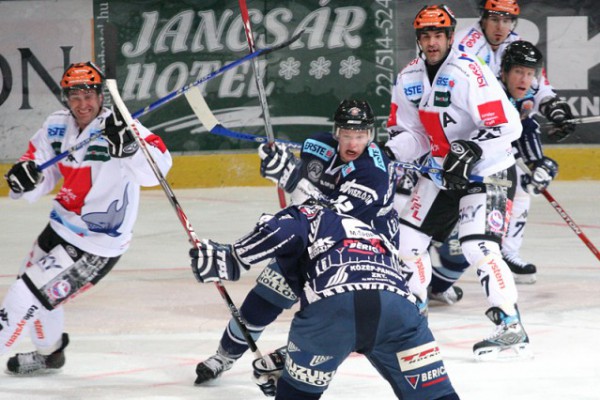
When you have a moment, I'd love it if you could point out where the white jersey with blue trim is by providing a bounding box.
[453,21,556,106]
[10,108,172,257]
[386,47,522,178]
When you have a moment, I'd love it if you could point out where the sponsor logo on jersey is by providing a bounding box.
[468,62,488,88]
[367,143,386,172]
[397,342,442,371]
[458,28,482,52]
[339,180,378,205]
[433,91,451,107]
[48,124,67,138]
[404,366,448,389]
[478,100,508,127]
[303,139,335,161]
[459,204,484,223]
[285,356,336,387]
[404,82,423,96]
[5,305,38,347]
[341,162,356,177]
[288,341,301,352]
[435,75,454,88]
[308,237,336,260]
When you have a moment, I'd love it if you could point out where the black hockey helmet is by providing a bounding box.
[333,99,375,142]
[501,40,543,75]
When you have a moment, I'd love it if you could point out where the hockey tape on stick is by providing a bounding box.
[108,79,263,358]
[239,0,289,208]
[516,159,600,262]
[37,131,103,171]
[184,87,301,149]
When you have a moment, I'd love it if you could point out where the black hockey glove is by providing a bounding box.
[102,106,139,158]
[521,156,558,195]
[5,160,43,193]
[540,97,575,142]
[252,346,287,397]
[258,143,302,192]
[442,140,482,190]
[189,239,249,283]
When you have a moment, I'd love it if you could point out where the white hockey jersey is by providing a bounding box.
[10,107,172,257]
[453,22,556,108]
[386,47,522,178]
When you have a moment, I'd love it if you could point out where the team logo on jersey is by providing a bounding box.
[433,91,451,107]
[307,160,324,182]
[303,139,335,161]
[49,279,72,300]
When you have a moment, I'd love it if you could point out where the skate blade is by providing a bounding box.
[513,274,536,284]
[474,343,533,362]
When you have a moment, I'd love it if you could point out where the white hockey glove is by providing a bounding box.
[5,160,43,193]
[258,143,302,192]
[189,239,249,283]
[540,97,575,142]
[442,140,482,190]
[521,156,558,195]
[252,346,287,397]
[102,106,139,158]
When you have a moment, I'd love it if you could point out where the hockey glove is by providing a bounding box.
[189,239,249,283]
[258,143,302,192]
[102,106,139,158]
[252,346,287,397]
[521,156,558,195]
[540,97,575,142]
[442,140,482,190]
[5,160,43,193]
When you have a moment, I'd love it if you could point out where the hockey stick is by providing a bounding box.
[516,159,600,262]
[36,34,302,173]
[104,24,262,359]
[185,88,511,187]
[542,115,600,126]
[239,0,287,208]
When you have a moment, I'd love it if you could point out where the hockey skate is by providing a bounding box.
[428,286,463,305]
[473,307,532,361]
[6,333,69,375]
[195,349,238,385]
[503,255,536,284]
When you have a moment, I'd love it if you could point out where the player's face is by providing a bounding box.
[481,15,516,48]
[337,129,370,163]
[504,65,536,100]
[418,30,452,65]
[66,89,103,129]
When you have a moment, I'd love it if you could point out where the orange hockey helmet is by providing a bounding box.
[61,62,105,95]
[480,0,520,18]
[413,4,457,37]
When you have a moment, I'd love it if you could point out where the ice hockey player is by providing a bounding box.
[190,201,460,400]
[384,4,530,360]
[193,99,399,383]
[452,0,576,279]
[1,62,172,374]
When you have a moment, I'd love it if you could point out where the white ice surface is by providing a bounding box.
[1,182,599,399]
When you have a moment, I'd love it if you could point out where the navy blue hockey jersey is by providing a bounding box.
[233,204,413,308]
